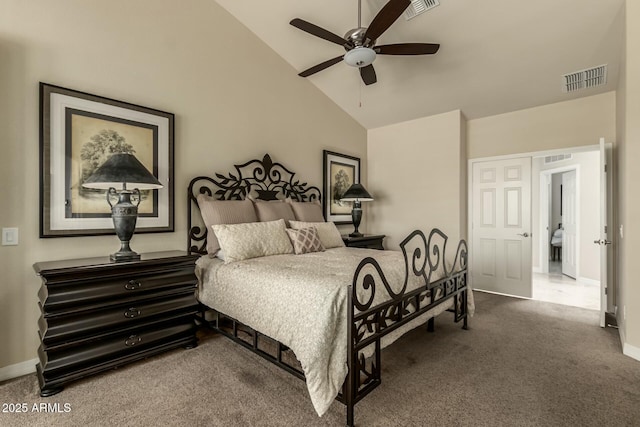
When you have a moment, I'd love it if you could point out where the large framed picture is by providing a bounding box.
[322,150,360,224]
[39,83,174,237]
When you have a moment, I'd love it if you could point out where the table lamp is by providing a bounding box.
[82,153,163,261]
[340,183,373,237]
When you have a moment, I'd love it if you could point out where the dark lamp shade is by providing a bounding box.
[340,183,373,202]
[82,153,163,190]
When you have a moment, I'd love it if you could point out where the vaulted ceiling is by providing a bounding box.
[214,0,625,129]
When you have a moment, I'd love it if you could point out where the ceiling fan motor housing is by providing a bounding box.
[344,27,375,48]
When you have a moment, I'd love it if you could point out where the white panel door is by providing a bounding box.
[597,138,613,327]
[472,157,532,298]
[561,170,577,279]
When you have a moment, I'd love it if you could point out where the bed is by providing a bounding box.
[187,154,471,426]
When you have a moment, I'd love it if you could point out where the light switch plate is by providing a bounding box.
[2,228,18,246]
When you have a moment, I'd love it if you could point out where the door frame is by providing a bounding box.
[538,164,580,276]
[468,143,600,294]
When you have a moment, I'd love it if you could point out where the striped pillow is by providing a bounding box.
[286,198,324,222]
[196,195,257,256]
[252,199,296,222]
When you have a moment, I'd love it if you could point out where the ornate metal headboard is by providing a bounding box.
[187,154,321,255]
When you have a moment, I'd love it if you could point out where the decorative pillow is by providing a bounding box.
[289,221,345,249]
[212,219,293,263]
[286,227,325,255]
[286,198,324,222]
[196,194,258,256]
[250,198,296,223]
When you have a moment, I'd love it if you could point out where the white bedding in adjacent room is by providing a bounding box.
[195,247,474,416]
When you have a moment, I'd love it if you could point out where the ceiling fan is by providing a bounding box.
[290,0,440,86]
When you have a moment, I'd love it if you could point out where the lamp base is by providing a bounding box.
[110,249,141,262]
[110,190,141,262]
[350,204,363,238]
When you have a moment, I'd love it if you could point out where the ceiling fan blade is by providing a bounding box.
[290,18,348,47]
[299,55,344,77]
[360,64,377,86]
[376,43,440,55]
[364,0,411,43]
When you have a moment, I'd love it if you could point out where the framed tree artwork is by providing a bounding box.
[322,150,360,224]
[39,83,174,237]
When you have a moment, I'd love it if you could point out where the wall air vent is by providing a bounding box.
[404,0,440,20]
[562,65,607,93]
[544,154,573,164]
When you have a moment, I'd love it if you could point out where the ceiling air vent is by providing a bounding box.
[562,65,607,93]
[404,0,440,20]
[544,154,573,164]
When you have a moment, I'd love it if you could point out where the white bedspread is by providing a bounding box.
[195,247,474,416]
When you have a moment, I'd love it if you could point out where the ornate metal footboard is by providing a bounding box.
[343,228,468,426]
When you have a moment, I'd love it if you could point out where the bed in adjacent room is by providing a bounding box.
[188,154,472,426]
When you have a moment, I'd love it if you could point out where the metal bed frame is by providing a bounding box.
[187,154,468,426]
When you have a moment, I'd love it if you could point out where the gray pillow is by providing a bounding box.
[196,194,257,255]
[286,198,324,222]
[251,199,296,222]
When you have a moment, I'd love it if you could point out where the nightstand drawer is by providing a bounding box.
[342,234,385,250]
[39,292,198,346]
[39,267,197,311]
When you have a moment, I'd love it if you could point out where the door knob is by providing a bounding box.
[517,232,530,238]
[593,239,612,245]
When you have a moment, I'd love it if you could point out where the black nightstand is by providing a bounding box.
[342,234,385,250]
[34,251,200,397]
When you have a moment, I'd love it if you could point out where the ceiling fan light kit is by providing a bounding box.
[290,0,439,86]
[344,47,376,67]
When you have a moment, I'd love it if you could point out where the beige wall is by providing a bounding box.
[468,92,616,159]
[0,0,366,370]
[367,110,467,250]
[617,0,640,354]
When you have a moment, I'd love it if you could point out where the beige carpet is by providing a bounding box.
[1,292,638,427]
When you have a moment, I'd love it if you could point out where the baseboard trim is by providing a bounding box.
[0,358,37,383]
[532,267,542,274]
[621,331,640,362]
[623,343,640,361]
[473,288,530,300]
[577,276,601,286]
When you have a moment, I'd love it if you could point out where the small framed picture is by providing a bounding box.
[322,150,360,224]
[39,83,174,237]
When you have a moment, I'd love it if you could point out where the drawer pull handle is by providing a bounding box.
[125,335,142,347]
[124,308,141,318]
[124,280,141,290]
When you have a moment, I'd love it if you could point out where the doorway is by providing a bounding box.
[533,151,600,311]
[469,142,612,323]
